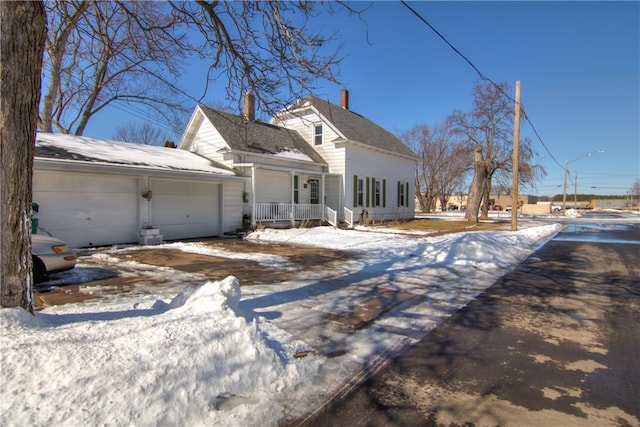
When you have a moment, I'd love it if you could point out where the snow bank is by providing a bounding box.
[0,277,320,427]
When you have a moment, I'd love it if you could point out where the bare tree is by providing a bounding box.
[452,81,544,222]
[41,1,361,136]
[403,121,468,213]
[113,122,168,145]
[40,1,189,136]
[491,136,546,197]
[1,1,47,312]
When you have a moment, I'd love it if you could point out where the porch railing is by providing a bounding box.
[255,203,325,223]
[253,203,345,227]
[324,206,337,227]
[343,207,354,228]
[293,204,324,220]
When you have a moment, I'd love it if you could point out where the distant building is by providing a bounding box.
[491,194,539,210]
[590,199,626,209]
[415,194,539,212]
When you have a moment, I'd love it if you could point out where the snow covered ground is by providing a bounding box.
[1,222,562,426]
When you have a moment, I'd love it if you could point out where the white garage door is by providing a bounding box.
[33,170,139,248]
[150,178,220,240]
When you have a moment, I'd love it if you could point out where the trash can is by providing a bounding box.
[31,202,39,234]
[242,214,251,231]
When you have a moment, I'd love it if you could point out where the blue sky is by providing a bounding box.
[85,1,639,197]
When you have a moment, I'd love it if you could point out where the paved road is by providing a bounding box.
[298,219,640,426]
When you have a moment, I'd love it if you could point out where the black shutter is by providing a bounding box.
[366,177,370,207]
[405,182,409,207]
[353,175,358,207]
[383,179,386,208]
[371,177,376,207]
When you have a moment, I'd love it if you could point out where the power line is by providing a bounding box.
[400,1,565,172]
[40,63,184,138]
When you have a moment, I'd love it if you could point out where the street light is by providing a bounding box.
[562,150,604,212]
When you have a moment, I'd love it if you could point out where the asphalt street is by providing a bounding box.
[297,218,640,426]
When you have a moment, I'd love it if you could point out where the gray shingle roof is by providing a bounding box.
[199,106,326,164]
[304,95,417,159]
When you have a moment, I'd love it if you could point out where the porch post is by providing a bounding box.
[251,166,256,227]
[321,173,326,220]
[290,170,295,226]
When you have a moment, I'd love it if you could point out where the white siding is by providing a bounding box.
[276,113,345,175]
[255,169,291,203]
[346,144,415,220]
[324,175,341,211]
[188,116,232,167]
[222,180,244,233]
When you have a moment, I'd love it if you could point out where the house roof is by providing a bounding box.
[295,95,417,159]
[35,133,237,176]
[198,106,326,164]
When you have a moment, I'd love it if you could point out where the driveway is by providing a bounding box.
[35,219,516,310]
[34,237,352,310]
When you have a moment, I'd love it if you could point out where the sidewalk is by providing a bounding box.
[296,234,640,426]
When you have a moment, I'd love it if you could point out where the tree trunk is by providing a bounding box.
[415,189,435,213]
[465,145,489,223]
[479,175,491,219]
[1,1,47,312]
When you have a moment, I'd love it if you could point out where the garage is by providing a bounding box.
[34,133,245,248]
[33,170,139,248]
[150,178,221,240]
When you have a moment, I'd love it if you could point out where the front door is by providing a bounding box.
[309,179,319,204]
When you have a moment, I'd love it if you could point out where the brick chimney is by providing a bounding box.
[340,88,349,110]
[242,91,255,121]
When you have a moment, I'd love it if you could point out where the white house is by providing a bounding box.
[33,133,247,248]
[274,90,417,224]
[179,90,417,227]
[32,90,416,248]
[178,95,341,227]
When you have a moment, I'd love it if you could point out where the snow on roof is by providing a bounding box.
[36,132,237,176]
[269,148,314,162]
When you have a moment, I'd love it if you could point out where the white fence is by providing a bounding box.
[324,206,337,226]
[254,203,322,222]
[343,207,354,228]
[253,203,346,227]
[293,204,324,220]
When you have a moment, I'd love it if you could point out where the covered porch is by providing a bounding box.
[245,165,342,227]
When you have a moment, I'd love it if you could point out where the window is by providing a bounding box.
[374,179,381,207]
[356,178,364,207]
[293,175,299,204]
[398,181,407,207]
[314,124,323,145]
[396,181,409,207]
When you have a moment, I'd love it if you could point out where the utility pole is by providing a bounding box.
[562,160,568,212]
[574,172,578,208]
[511,81,521,231]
